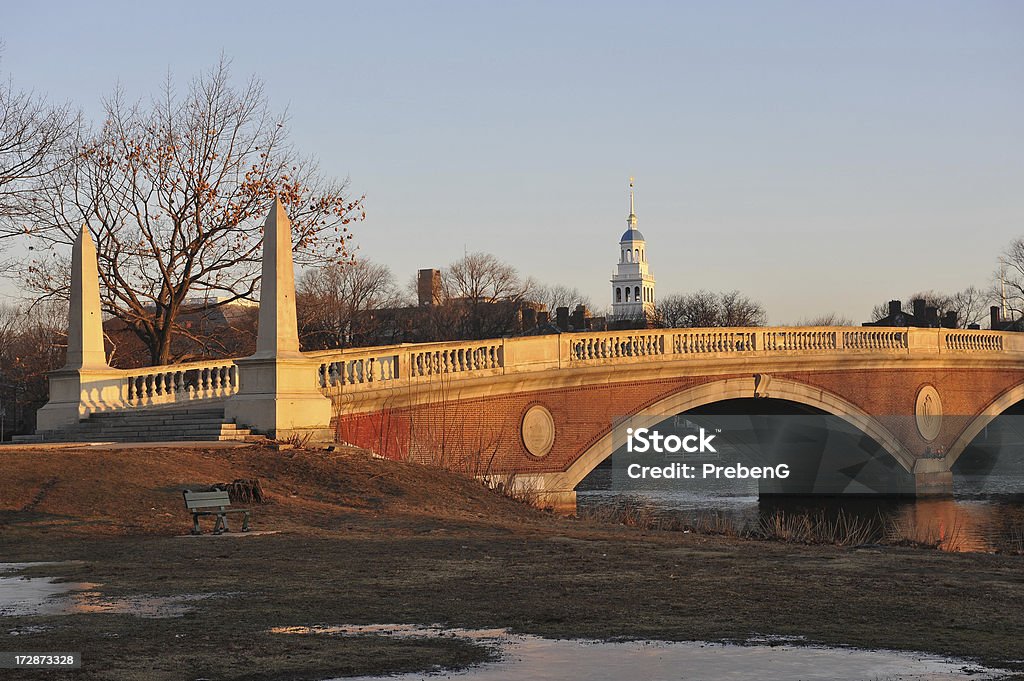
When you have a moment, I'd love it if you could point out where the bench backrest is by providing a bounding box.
[183,490,231,509]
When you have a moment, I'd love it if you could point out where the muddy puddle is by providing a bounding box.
[272,624,1010,681]
[0,562,218,618]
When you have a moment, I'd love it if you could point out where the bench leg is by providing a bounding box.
[214,513,227,535]
[241,511,251,532]
[192,513,202,536]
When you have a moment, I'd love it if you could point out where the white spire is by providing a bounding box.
[627,176,637,227]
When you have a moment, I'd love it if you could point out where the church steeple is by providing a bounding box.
[610,177,655,321]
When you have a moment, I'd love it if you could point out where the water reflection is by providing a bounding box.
[0,563,222,618]
[272,624,1009,681]
[579,406,1024,553]
[577,469,1024,553]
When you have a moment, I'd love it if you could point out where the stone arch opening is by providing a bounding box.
[946,383,1024,471]
[947,387,1024,495]
[557,376,917,495]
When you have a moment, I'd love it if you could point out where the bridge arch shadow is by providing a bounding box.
[557,376,918,495]
[946,382,1024,471]
[948,386,1024,490]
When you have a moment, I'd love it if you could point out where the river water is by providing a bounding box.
[578,407,1024,553]
[577,470,1024,553]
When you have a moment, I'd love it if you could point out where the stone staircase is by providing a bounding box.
[16,407,262,444]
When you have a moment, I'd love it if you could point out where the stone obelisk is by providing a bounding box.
[225,198,333,439]
[36,226,120,431]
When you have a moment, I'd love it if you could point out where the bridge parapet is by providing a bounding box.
[39,325,1024,423]
[121,359,239,408]
[942,329,1004,352]
[842,329,907,350]
[42,357,241,423]
[302,326,1024,398]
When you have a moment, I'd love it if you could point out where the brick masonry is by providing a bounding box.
[335,368,1024,477]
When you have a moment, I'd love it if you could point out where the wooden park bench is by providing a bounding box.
[183,489,252,535]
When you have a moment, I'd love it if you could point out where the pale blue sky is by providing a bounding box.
[2,0,1022,323]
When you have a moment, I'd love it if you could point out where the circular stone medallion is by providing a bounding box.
[522,405,555,458]
[915,385,943,442]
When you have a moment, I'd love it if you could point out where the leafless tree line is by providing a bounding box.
[1,57,364,365]
[655,290,767,328]
[0,302,66,436]
[868,287,988,328]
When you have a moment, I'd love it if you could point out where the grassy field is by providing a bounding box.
[1,443,1022,680]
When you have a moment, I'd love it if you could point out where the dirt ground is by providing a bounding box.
[1,443,1022,680]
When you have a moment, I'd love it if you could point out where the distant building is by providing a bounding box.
[610,178,656,323]
[990,306,1023,332]
[863,299,957,329]
[416,268,441,306]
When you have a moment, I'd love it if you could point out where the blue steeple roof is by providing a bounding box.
[620,228,645,242]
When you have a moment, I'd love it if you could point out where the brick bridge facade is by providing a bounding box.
[324,328,1024,509]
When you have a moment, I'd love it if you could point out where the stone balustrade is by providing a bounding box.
[574,332,666,360]
[68,327,1024,415]
[672,330,757,354]
[409,340,503,377]
[311,346,402,392]
[943,330,1003,352]
[842,330,907,350]
[122,359,239,407]
[763,330,838,351]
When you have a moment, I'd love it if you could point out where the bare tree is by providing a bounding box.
[436,252,535,339]
[995,239,1024,323]
[8,59,364,365]
[869,288,988,328]
[297,259,400,349]
[657,290,765,328]
[790,313,855,327]
[946,287,987,328]
[0,301,66,436]
[0,52,74,321]
[720,290,767,327]
[657,291,720,328]
[536,284,591,312]
[0,68,77,229]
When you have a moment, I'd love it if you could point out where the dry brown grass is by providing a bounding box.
[576,500,975,551]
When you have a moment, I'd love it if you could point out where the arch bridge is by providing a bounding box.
[33,202,1024,511]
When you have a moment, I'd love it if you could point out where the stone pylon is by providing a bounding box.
[36,226,121,431]
[254,198,301,357]
[225,198,334,439]
[65,227,108,369]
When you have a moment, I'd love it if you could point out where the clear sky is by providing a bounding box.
[1,0,1021,323]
